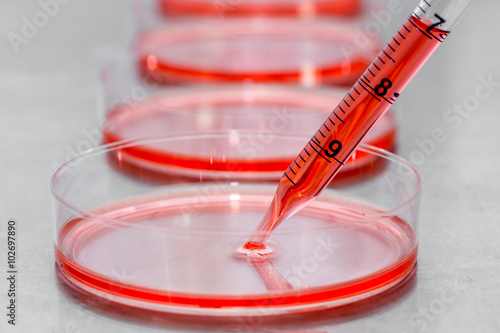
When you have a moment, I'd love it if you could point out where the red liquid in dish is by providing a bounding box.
[102,90,396,179]
[136,19,379,86]
[158,0,363,17]
[55,188,416,313]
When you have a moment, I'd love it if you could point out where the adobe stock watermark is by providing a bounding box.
[407,74,499,168]
[104,66,162,111]
[231,235,338,333]
[213,0,243,18]
[7,0,74,54]
[211,0,318,19]
[384,74,498,192]
[59,304,95,333]
[51,127,101,171]
[281,235,339,286]
[341,0,404,59]
[57,267,133,332]
[51,66,164,171]
[237,107,297,160]
[175,105,297,225]
[404,278,470,333]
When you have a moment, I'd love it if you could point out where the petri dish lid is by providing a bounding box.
[136,18,380,86]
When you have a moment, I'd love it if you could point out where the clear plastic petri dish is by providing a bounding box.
[99,61,398,179]
[136,17,380,86]
[52,133,422,317]
[157,0,363,18]
[101,85,397,180]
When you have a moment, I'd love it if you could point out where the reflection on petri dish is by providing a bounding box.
[100,85,397,179]
[157,0,363,17]
[136,18,379,86]
[52,134,421,316]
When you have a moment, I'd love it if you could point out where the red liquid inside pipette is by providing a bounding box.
[244,15,450,251]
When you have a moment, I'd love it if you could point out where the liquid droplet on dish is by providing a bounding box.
[235,242,275,259]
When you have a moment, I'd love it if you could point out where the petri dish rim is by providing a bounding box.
[97,72,398,181]
[55,246,417,311]
[136,17,380,85]
[157,0,364,18]
[51,134,422,234]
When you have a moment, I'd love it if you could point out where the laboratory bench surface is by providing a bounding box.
[1,0,499,332]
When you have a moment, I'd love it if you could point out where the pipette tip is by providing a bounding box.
[235,242,275,259]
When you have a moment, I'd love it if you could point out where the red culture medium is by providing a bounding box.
[136,18,379,86]
[102,89,397,179]
[158,0,363,17]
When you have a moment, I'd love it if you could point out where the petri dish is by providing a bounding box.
[136,17,380,86]
[99,83,397,180]
[157,0,363,18]
[52,134,422,316]
[57,265,417,330]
